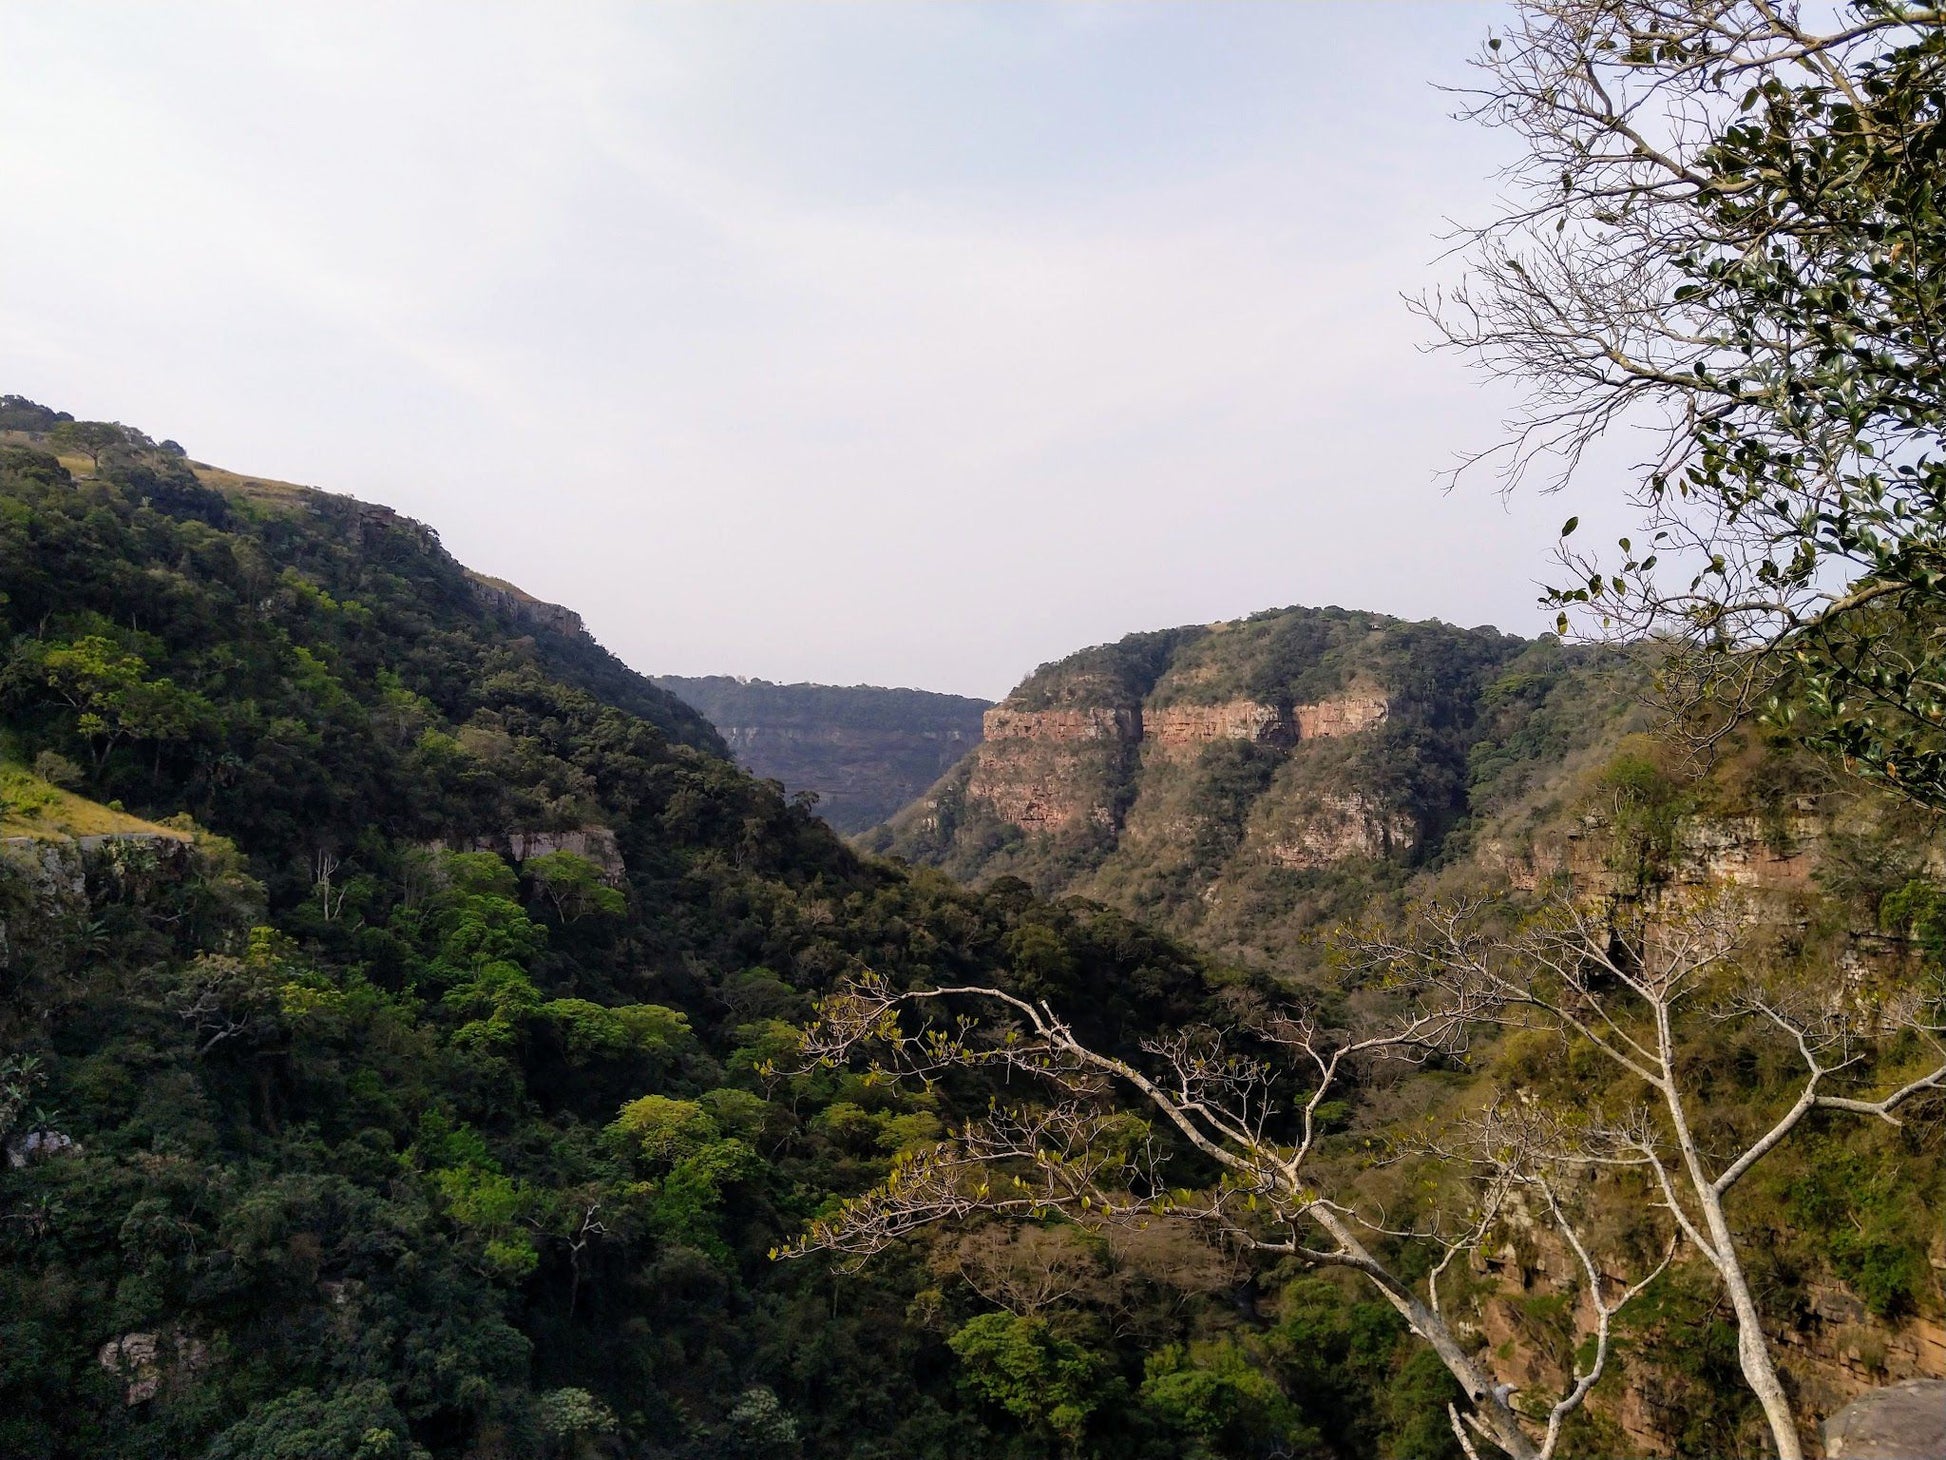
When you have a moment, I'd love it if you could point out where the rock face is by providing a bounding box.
[1146,700,1289,752]
[961,691,1390,835]
[430,826,626,883]
[1824,1380,1946,1459]
[466,571,587,639]
[4,1128,79,1169]
[1,830,196,903]
[509,827,625,881]
[1296,691,1388,739]
[655,676,992,834]
[1482,807,1847,902]
[97,1330,208,1406]
[959,705,1144,833]
[984,706,1138,744]
[1261,791,1415,868]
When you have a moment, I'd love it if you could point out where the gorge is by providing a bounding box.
[0,402,1940,1460]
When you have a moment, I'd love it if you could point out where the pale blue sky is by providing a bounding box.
[0,3,1621,698]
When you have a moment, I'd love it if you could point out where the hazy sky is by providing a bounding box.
[0,2,1625,700]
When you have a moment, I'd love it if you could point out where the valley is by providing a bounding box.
[652,676,989,835]
[1,402,1940,1460]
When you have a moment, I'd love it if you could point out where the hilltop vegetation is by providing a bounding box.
[653,676,989,835]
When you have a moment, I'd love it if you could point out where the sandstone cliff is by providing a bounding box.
[465,571,587,639]
[871,605,1554,967]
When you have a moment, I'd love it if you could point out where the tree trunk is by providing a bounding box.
[1659,1019,1804,1460]
[1695,1186,1804,1460]
[1308,1204,1540,1460]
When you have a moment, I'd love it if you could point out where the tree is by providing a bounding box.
[1353,893,1946,1460]
[947,1310,1118,1456]
[782,971,1670,1460]
[47,419,125,473]
[37,635,202,771]
[1425,2,1946,803]
[524,849,626,922]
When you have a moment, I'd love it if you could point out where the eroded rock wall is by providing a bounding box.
[1258,790,1416,869]
[1146,700,1290,753]
[1295,690,1389,739]
[961,688,1398,854]
[955,706,1139,834]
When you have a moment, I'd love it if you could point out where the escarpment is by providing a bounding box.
[872,606,1545,964]
[1145,699,1288,750]
[959,689,1393,836]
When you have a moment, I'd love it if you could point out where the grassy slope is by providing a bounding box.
[0,762,190,840]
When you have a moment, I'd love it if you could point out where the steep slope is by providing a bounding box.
[653,675,989,833]
[0,411,724,765]
[0,409,1277,1460]
[4,406,1545,1460]
[872,606,1632,967]
[871,607,1946,1450]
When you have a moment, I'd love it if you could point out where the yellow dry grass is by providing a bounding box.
[0,763,190,842]
[189,463,318,508]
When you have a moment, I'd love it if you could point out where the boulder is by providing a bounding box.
[1824,1380,1946,1459]
[5,1128,79,1168]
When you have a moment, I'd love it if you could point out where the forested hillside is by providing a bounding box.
[869,607,1634,969]
[652,676,988,835]
[0,409,1477,1460]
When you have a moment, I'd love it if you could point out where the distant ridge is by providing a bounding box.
[655,674,990,833]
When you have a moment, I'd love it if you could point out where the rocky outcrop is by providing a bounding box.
[1146,701,1290,752]
[1679,812,1823,889]
[466,571,586,639]
[965,693,1392,834]
[961,707,1142,834]
[510,828,624,880]
[1824,1379,1946,1459]
[0,831,195,900]
[429,826,626,883]
[1142,691,1388,759]
[1780,1289,1946,1437]
[877,607,1536,953]
[1483,809,1831,899]
[1467,1198,1946,1457]
[97,1329,208,1406]
[1261,792,1415,868]
[4,1127,79,1169]
[1295,690,1388,739]
[982,706,1139,744]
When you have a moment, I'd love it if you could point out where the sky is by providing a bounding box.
[0,2,1629,700]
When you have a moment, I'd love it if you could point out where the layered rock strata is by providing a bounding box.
[1146,701,1290,752]
[963,692,1390,844]
[957,706,1139,833]
[1295,690,1388,739]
